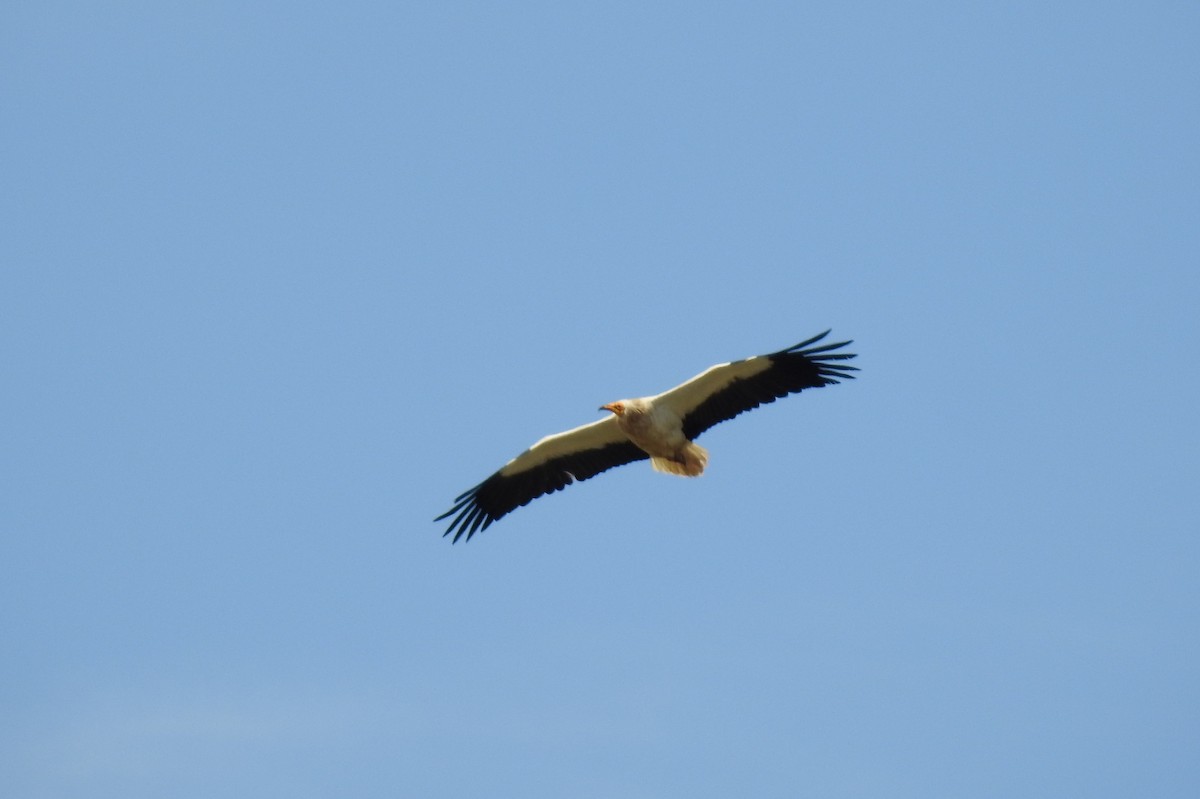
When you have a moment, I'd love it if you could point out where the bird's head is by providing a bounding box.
[599,401,626,417]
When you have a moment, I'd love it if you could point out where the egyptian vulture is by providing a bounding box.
[436,330,857,542]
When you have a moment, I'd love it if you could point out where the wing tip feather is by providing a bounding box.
[775,329,831,354]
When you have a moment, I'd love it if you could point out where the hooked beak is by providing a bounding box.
[599,402,621,416]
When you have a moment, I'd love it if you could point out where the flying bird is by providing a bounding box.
[436,330,858,542]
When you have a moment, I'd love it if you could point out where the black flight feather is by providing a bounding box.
[679,331,857,441]
[435,441,648,543]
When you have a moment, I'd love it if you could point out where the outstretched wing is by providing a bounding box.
[435,416,648,542]
[653,330,858,441]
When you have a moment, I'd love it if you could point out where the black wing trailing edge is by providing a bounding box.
[680,330,858,441]
[435,441,649,543]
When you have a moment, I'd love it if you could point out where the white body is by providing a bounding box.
[610,398,709,476]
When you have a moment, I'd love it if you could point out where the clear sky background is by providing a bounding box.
[3,2,1198,797]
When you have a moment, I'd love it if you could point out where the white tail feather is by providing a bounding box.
[650,442,709,477]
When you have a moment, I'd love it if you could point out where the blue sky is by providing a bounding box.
[3,2,1198,796]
